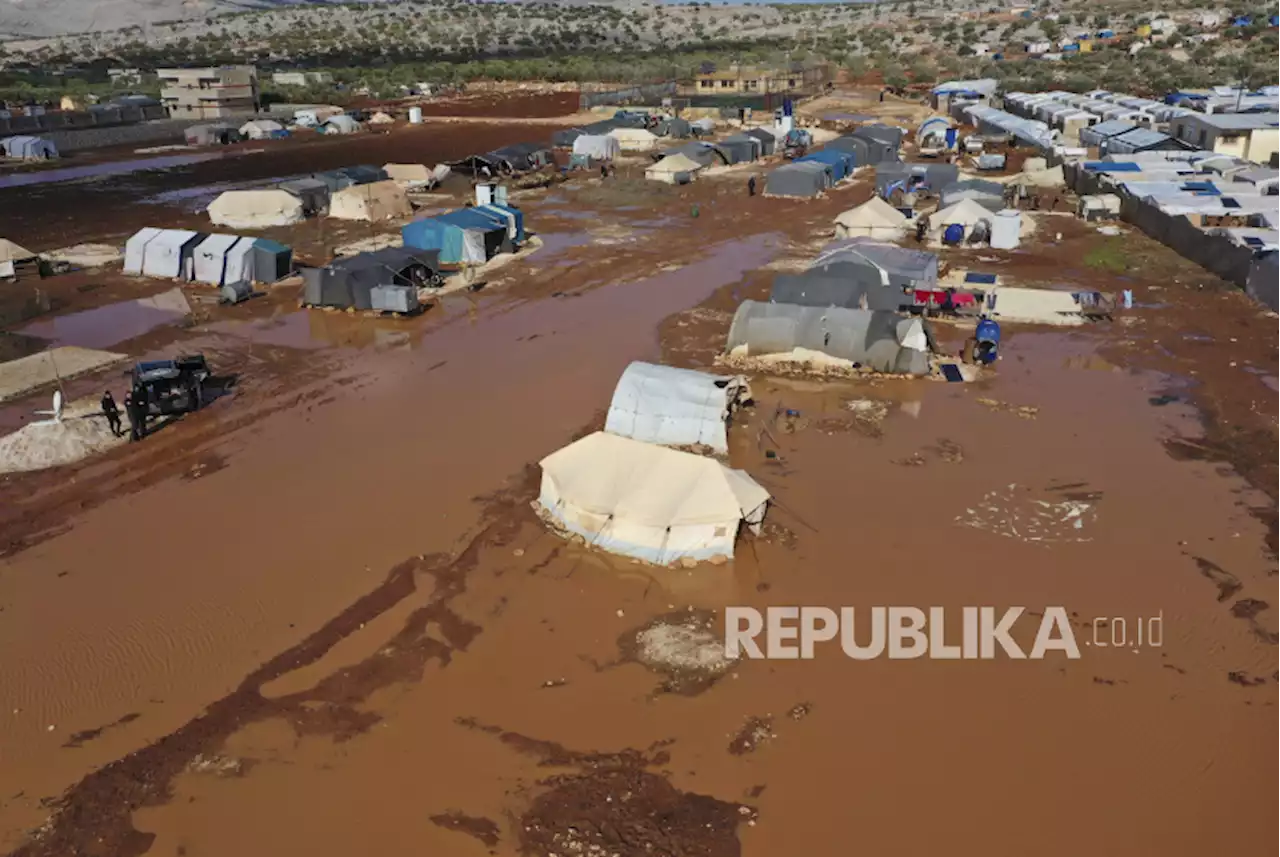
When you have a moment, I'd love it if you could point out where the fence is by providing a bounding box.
[579,82,678,110]
[0,104,167,137]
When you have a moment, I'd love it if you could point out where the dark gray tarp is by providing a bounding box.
[854,124,904,147]
[278,178,330,215]
[718,135,759,164]
[813,240,940,288]
[552,127,586,147]
[311,165,387,191]
[659,117,691,138]
[765,162,829,198]
[824,135,873,165]
[939,178,1006,211]
[488,142,554,171]
[875,162,959,192]
[847,128,899,164]
[302,248,440,310]
[726,300,931,375]
[744,128,776,155]
[770,271,909,312]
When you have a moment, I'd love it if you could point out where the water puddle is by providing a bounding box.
[0,151,257,190]
[19,290,191,350]
[1242,365,1278,392]
[206,309,421,351]
[537,208,597,222]
[532,231,594,263]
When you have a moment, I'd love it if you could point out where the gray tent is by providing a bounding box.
[659,117,692,138]
[744,127,776,156]
[875,162,959,193]
[726,300,931,375]
[765,161,829,198]
[278,178,331,215]
[849,127,900,164]
[824,135,873,165]
[770,271,909,312]
[659,142,726,168]
[939,178,1006,211]
[720,134,761,163]
[811,241,940,290]
[855,124,904,147]
[302,248,440,310]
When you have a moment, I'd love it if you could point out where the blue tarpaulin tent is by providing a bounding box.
[402,209,509,265]
[797,149,856,181]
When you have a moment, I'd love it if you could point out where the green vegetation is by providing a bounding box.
[1084,240,1132,274]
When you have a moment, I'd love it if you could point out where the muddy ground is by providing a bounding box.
[0,90,1275,857]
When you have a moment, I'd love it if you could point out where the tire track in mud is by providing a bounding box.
[5,472,532,857]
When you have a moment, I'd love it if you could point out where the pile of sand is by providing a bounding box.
[0,399,124,474]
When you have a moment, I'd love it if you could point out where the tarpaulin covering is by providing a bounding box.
[725,300,930,375]
[402,209,506,264]
[572,135,621,160]
[278,178,330,214]
[302,248,439,309]
[535,432,769,565]
[604,361,751,454]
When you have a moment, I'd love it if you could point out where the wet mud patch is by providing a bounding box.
[520,767,756,857]
[429,812,500,848]
[727,717,775,756]
[619,610,736,696]
[1191,556,1243,602]
[61,713,140,749]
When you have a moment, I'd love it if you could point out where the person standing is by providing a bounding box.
[747,175,757,197]
[125,390,144,443]
[101,390,122,437]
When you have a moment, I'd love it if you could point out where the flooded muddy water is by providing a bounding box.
[0,151,256,190]
[19,299,187,350]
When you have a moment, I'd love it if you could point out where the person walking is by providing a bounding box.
[101,390,122,437]
[124,390,144,443]
[600,163,609,179]
[747,175,757,197]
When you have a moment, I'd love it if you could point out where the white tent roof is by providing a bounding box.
[609,128,658,142]
[141,229,199,279]
[239,119,283,134]
[834,197,908,231]
[604,362,749,454]
[646,153,702,175]
[536,432,769,564]
[192,234,242,285]
[572,135,621,160]
[124,227,163,274]
[383,163,432,184]
[208,189,305,229]
[932,198,994,227]
[0,238,36,263]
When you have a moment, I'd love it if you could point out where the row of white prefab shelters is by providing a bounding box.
[123,228,290,286]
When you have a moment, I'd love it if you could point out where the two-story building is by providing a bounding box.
[158,66,258,120]
[693,62,830,96]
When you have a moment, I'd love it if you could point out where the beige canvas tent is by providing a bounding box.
[834,197,909,240]
[609,127,659,152]
[645,153,702,184]
[535,431,769,565]
[328,181,412,222]
[208,189,305,229]
[368,111,395,125]
[929,198,994,241]
[0,238,37,279]
[383,163,434,188]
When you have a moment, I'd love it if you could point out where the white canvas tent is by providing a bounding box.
[328,181,412,222]
[608,127,659,152]
[929,198,994,240]
[192,234,243,285]
[572,134,621,160]
[604,362,751,454]
[139,229,201,279]
[535,431,769,565]
[645,153,702,184]
[238,119,284,139]
[322,115,361,135]
[123,227,163,274]
[383,163,434,188]
[834,197,909,240]
[208,189,305,229]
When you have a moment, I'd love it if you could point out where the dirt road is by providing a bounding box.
[0,96,1275,857]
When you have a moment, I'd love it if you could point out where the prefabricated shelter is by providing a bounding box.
[0,135,58,160]
[725,300,931,375]
[770,268,908,313]
[277,178,331,215]
[534,431,769,565]
[765,161,830,198]
[811,240,939,290]
[321,115,362,135]
[608,127,660,152]
[382,163,436,188]
[302,247,440,310]
[184,123,237,146]
[833,197,909,240]
[572,134,621,161]
[939,178,1006,211]
[1105,127,1189,155]
[604,362,751,454]
[208,189,305,229]
[124,228,203,279]
[930,198,995,242]
[645,153,702,184]
[328,181,412,222]
[224,237,292,285]
[743,127,777,156]
[238,119,285,140]
[1079,119,1138,150]
[797,149,856,182]
[192,234,244,285]
[401,209,508,265]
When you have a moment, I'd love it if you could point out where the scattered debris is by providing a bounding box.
[976,397,1039,419]
[728,716,776,755]
[429,813,500,847]
[956,483,1097,543]
[623,610,736,694]
[186,754,246,777]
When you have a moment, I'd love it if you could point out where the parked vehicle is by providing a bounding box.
[130,354,212,418]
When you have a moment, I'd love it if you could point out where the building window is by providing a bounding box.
[699,80,712,89]
[788,79,796,88]
[719,80,732,89]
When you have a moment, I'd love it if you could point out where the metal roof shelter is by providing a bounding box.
[1080,120,1138,148]
[770,270,909,312]
[1106,127,1188,154]
[812,239,940,289]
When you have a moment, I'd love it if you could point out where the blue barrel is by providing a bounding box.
[945,128,958,149]
[943,223,964,245]
[976,318,1001,343]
